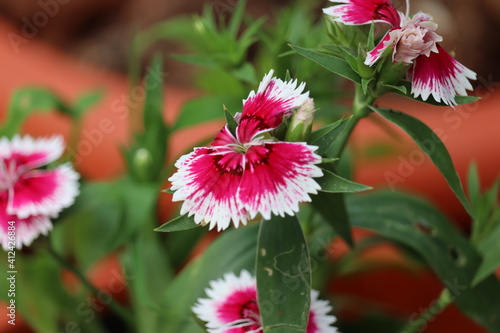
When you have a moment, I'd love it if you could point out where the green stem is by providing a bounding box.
[68,117,82,162]
[47,246,134,326]
[331,84,375,158]
[400,288,453,333]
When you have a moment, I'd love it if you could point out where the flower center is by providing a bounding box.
[240,300,262,332]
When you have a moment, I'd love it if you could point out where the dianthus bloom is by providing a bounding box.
[169,70,323,231]
[192,270,338,333]
[323,0,476,106]
[0,135,79,250]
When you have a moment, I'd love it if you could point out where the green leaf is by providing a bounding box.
[72,89,104,119]
[361,78,373,95]
[290,45,361,83]
[143,54,166,130]
[228,0,247,38]
[224,107,238,136]
[309,116,351,156]
[472,222,500,285]
[0,88,70,137]
[256,215,311,333]
[312,192,354,247]
[396,81,480,106]
[51,182,124,270]
[230,62,258,84]
[170,53,219,67]
[371,106,472,216]
[467,162,480,207]
[121,214,174,333]
[155,214,201,232]
[160,225,259,332]
[381,83,407,95]
[318,168,372,193]
[347,191,500,332]
[173,94,241,130]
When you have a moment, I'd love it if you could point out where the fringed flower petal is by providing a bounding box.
[8,163,80,219]
[192,270,258,333]
[238,70,309,142]
[1,135,65,172]
[0,197,52,250]
[410,45,476,106]
[365,29,399,66]
[169,147,249,231]
[238,142,323,221]
[308,290,339,333]
[323,0,402,27]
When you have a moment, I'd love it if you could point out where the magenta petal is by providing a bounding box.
[323,0,402,27]
[410,45,476,106]
[238,142,322,220]
[212,126,238,147]
[8,164,80,219]
[169,148,249,231]
[365,28,399,66]
[1,135,65,172]
[216,287,259,328]
[238,70,309,142]
[0,197,52,250]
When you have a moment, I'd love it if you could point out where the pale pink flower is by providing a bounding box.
[192,270,338,333]
[323,0,476,106]
[169,71,323,231]
[0,135,79,250]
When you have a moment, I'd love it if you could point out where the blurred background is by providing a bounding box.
[1,0,499,332]
[1,0,499,85]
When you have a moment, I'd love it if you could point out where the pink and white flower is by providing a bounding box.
[0,135,80,250]
[323,0,476,106]
[169,71,323,231]
[192,270,338,333]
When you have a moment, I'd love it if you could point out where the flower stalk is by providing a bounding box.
[400,288,453,333]
[48,245,134,326]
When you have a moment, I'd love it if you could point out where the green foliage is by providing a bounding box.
[347,191,500,332]
[155,214,200,232]
[0,87,101,137]
[371,106,473,216]
[123,54,169,183]
[256,215,311,333]
[159,225,259,332]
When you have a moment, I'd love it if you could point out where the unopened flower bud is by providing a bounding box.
[285,98,316,142]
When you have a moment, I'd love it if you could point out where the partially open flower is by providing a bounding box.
[323,0,476,106]
[169,71,323,231]
[0,135,80,250]
[192,270,338,333]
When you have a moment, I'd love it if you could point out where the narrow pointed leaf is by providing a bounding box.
[155,214,200,232]
[472,223,500,286]
[290,45,361,83]
[312,192,354,247]
[381,83,407,95]
[467,162,480,207]
[318,169,372,193]
[224,107,238,136]
[371,106,472,216]
[256,215,311,333]
[309,116,351,156]
[347,191,500,332]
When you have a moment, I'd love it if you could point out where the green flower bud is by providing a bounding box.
[285,98,316,142]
